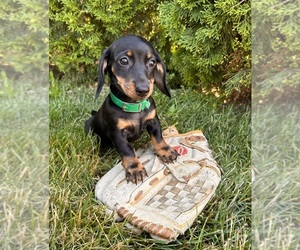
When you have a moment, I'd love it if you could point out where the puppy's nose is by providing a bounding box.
[136,85,149,97]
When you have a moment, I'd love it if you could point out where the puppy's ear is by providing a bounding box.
[95,48,110,99]
[154,51,171,98]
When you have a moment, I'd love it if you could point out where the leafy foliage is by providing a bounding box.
[0,0,48,84]
[252,0,300,101]
[50,0,251,101]
[1,3,48,248]
[159,0,251,101]
[50,0,166,82]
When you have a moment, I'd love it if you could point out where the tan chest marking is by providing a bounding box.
[117,119,138,130]
[117,109,156,131]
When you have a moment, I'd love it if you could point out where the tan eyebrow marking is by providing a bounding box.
[126,51,133,57]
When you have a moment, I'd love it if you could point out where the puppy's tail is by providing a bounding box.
[84,110,97,135]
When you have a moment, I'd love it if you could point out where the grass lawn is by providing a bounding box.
[49,83,251,249]
[0,81,48,249]
[252,103,300,249]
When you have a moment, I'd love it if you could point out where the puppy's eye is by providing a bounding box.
[119,57,129,65]
[148,60,156,68]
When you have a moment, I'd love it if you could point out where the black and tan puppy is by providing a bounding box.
[85,35,178,184]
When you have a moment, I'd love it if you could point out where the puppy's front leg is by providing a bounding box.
[146,117,178,163]
[110,131,147,184]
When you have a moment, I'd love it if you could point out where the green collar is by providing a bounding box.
[110,92,150,112]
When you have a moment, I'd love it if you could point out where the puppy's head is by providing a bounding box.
[96,35,170,101]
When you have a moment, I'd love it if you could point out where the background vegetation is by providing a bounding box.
[0,0,48,248]
[252,104,300,249]
[0,0,48,86]
[49,0,251,103]
[252,0,300,102]
[252,0,300,249]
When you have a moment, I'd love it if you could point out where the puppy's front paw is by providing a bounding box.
[156,145,178,163]
[122,157,148,184]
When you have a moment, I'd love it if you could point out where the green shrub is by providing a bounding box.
[253,0,300,100]
[49,0,167,82]
[49,0,251,101]
[0,0,48,84]
[158,0,251,100]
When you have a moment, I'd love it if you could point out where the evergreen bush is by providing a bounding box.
[49,0,252,101]
[0,0,48,84]
[49,0,166,82]
[158,0,251,101]
[253,0,300,101]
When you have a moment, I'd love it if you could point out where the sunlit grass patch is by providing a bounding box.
[252,104,300,249]
[49,84,251,249]
[0,82,48,248]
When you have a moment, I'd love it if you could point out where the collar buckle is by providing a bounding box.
[122,102,127,112]
[137,102,143,112]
